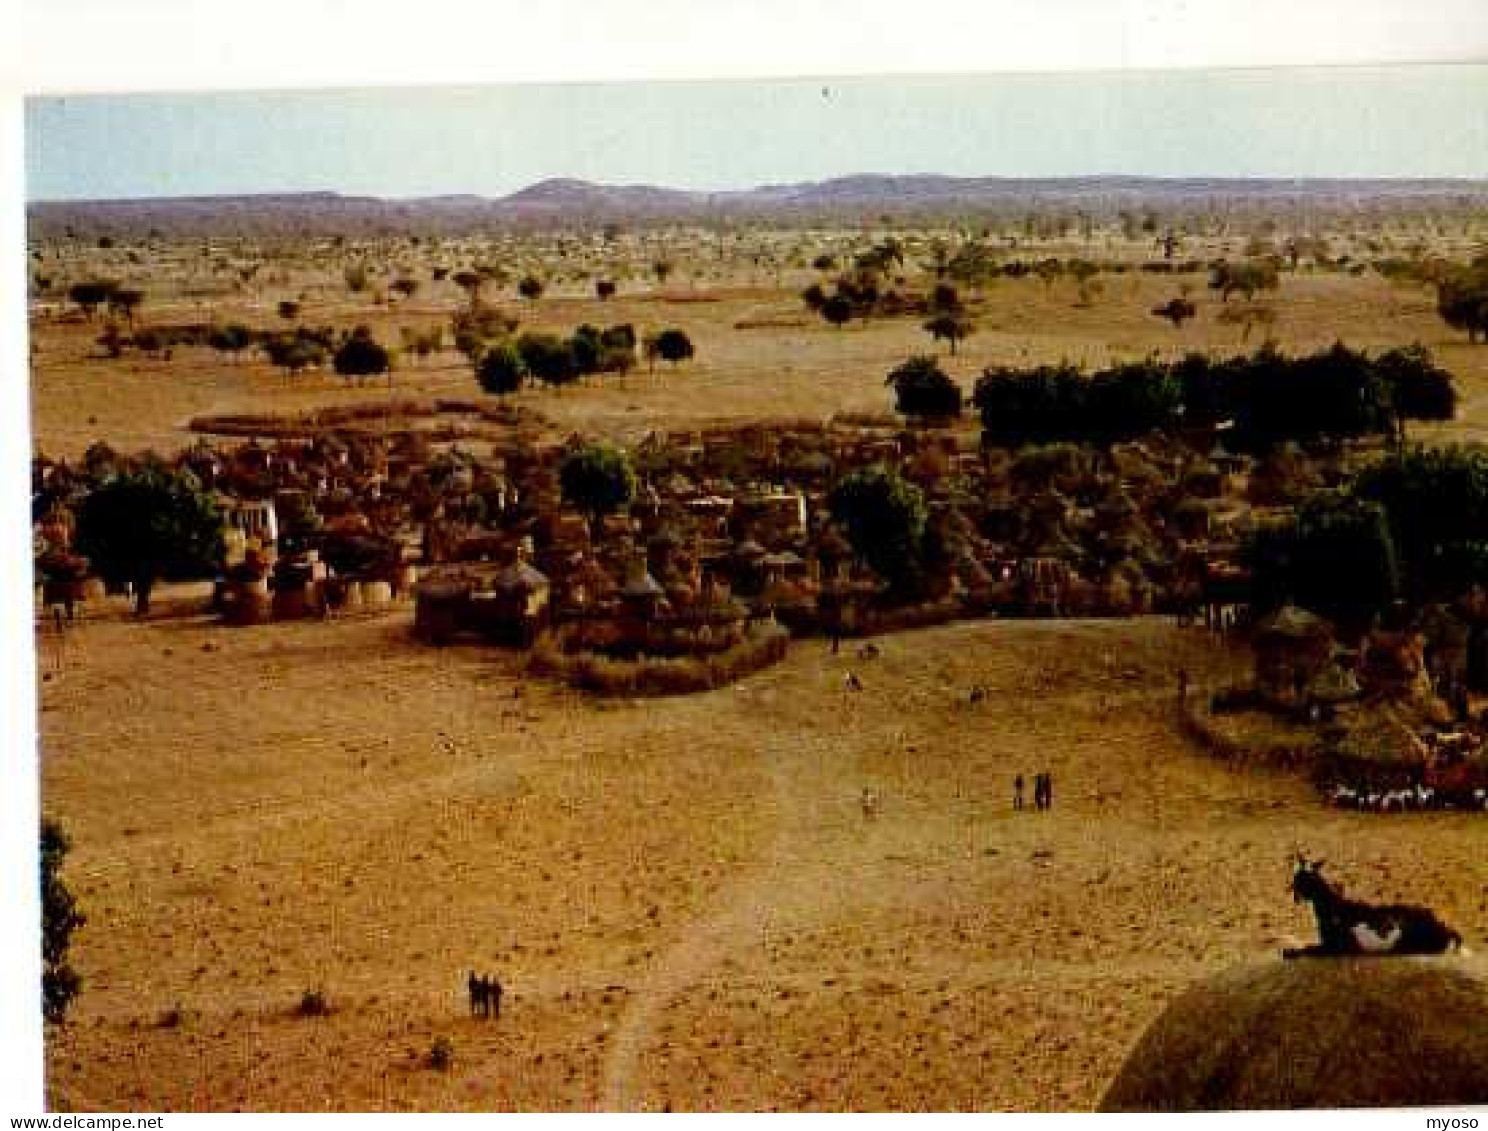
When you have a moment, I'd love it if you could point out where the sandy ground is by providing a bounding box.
[37,611,1488,1111]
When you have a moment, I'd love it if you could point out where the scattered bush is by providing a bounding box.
[428,1036,455,1071]
[158,1004,186,1029]
[333,327,392,379]
[297,989,330,1017]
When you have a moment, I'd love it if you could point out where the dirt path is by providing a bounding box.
[599,717,867,1109]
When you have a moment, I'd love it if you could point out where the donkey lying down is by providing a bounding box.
[1284,857,1465,959]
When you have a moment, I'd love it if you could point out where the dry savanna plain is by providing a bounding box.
[31,215,1488,1110]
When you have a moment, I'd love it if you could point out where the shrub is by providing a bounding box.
[477,342,526,396]
[428,1036,455,1071]
[297,988,330,1017]
[158,1004,186,1029]
[41,820,84,1025]
[886,355,962,421]
[333,327,392,379]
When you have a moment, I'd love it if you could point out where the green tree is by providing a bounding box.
[827,465,928,595]
[1355,445,1488,602]
[333,327,392,380]
[922,312,975,354]
[560,443,637,535]
[452,270,483,310]
[75,466,224,613]
[41,820,85,1026]
[1374,343,1457,441]
[477,341,526,395]
[516,332,578,389]
[821,294,853,329]
[264,333,327,379]
[654,328,695,366]
[1435,256,1488,343]
[1210,259,1280,302]
[886,355,963,421]
[68,280,116,319]
[107,287,144,324]
[207,323,255,364]
[1246,491,1398,629]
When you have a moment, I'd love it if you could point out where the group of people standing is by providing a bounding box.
[1013,772,1054,811]
[467,972,504,1019]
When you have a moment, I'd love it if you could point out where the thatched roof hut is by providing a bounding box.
[1252,605,1336,707]
[1101,959,1488,1111]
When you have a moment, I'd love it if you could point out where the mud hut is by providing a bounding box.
[1252,605,1334,708]
[413,576,472,645]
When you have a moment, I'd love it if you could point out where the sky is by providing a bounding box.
[24,64,1488,202]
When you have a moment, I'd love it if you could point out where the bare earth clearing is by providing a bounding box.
[38,613,1488,1111]
[31,244,1488,1110]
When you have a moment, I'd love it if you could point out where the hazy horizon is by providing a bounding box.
[26,65,1488,203]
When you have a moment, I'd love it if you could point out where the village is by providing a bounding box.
[30,390,1488,810]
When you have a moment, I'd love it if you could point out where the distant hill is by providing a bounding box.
[28,174,1488,238]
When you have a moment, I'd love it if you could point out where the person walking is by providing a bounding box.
[1013,774,1025,810]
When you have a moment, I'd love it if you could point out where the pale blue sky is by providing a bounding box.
[25,65,1488,202]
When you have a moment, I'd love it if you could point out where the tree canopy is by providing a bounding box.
[559,443,637,529]
[922,312,975,354]
[1436,256,1488,343]
[477,341,526,395]
[41,820,84,1026]
[1209,259,1280,302]
[516,332,578,389]
[886,355,963,421]
[333,327,392,379]
[827,465,928,595]
[1355,445,1488,602]
[654,328,695,366]
[68,280,116,318]
[1246,491,1399,629]
[74,465,224,613]
[973,343,1455,452]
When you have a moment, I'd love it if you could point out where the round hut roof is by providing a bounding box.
[1255,604,1332,642]
[621,568,665,600]
[496,561,549,593]
[1101,959,1488,1112]
[734,539,768,560]
[415,578,472,603]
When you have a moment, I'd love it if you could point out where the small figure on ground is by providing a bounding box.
[1033,772,1053,811]
[468,971,486,1017]
[1013,774,1025,810]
